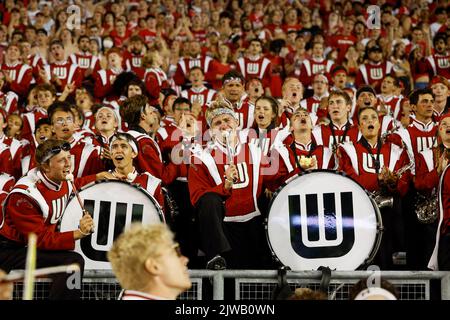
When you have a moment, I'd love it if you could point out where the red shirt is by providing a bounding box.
[0,62,33,98]
[0,169,96,249]
[204,60,233,90]
[188,141,264,222]
[338,140,411,195]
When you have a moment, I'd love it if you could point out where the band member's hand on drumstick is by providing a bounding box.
[74,213,94,239]
[224,164,238,190]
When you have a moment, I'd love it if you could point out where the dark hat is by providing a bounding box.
[356,85,376,99]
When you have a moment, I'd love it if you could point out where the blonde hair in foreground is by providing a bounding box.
[107,223,173,291]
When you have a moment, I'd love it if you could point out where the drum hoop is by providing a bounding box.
[265,169,383,269]
[65,179,165,222]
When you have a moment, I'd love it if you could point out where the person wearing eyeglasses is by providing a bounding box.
[0,139,113,299]
[48,101,104,178]
[108,223,191,300]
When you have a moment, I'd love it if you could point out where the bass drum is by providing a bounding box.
[266,170,383,271]
[60,180,164,270]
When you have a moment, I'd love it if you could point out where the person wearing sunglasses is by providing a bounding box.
[108,223,191,300]
[0,139,113,299]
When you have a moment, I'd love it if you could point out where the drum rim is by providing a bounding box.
[65,179,165,222]
[264,169,383,270]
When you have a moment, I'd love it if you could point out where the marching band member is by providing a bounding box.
[181,67,217,122]
[338,107,412,269]
[143,51,169,106]
[247,96,281,157]
[377,74,404,121]
[271,109,334,189]
[300,73,329,119]
[236,39,272,95]
[108,132,165,210]
[355,85,399,136]
[87,105,120,172]
[312,90,359,156]
[173,40,213,87]
[430,76,449,122]
[355,45,394,94]
[25,118,52,171]
[121,95,164,179]
[0,109,16,177]
[392,88,438,166]
[93,48,124,101]
[0,43,33,99]
[0,71,19,116]
[391,88,438,269]
[49,102,104,178]
[188,102,271,270]
[429,115,450,271]
[108,224,191,300]
[40,40,83,95]
[156,98,202,265]
[278,77,305,127]
[0,139,114,299]
[435,159,450,270]
[415,114,450,270]
[416,114,450,191]
[219,70,255,130]
[21,83,56,146]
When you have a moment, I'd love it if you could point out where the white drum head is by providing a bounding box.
[60,181,164,270]
[267,171,380,271]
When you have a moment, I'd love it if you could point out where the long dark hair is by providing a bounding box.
[254,96,279,128]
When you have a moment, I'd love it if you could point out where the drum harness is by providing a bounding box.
[330,122,350,155]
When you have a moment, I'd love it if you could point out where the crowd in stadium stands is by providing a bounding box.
[0,0,449,299]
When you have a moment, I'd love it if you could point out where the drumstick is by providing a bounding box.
[23,233,37,300]
[66,174,94,234]
[0,264,80,284]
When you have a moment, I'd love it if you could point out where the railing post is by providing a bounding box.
[442,273,450,300]
[212,271,224,300]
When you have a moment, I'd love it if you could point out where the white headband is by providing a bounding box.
[110,134,139,154]
[223,77,243,85]
[354,287,397,300]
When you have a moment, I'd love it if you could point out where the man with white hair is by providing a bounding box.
[188,102,272,270]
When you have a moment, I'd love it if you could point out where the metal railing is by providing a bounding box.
[12,270,450,300]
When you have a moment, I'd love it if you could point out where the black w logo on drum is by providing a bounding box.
[288,192,355,258]
[79,199,144,262]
